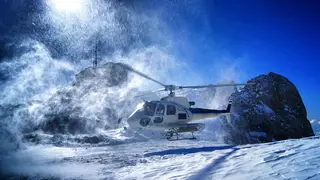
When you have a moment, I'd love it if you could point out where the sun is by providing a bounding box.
[48,0,85,14]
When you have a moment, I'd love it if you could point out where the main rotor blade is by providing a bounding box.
[178,83,250,89]
[134,88,166,98]
[116,63,166,87]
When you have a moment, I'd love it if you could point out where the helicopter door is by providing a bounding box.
[166,104,176,115]
[166,104,177,123]
[154,103,165,124]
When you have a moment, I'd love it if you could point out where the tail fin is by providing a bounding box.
[226,101,232,112]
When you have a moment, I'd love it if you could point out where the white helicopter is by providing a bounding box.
[117,63,248,140]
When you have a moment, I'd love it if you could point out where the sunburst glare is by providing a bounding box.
[47,0,86,14]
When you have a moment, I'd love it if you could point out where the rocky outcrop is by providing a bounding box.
[38,62,131,134]
[222,72,314,144]
[0,105,25,154]
[0,62,137,141]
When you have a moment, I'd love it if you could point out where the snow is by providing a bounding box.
[254,102,274,116]
[284,105,289,111]
[260,102,274,114]
[2,131,320,180]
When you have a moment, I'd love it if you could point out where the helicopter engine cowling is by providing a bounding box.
[176,123,205,133]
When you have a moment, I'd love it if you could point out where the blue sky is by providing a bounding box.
[152,0,319,120]
[0,0,319,119]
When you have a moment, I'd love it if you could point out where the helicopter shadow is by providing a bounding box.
[187,147,239,180]
[144,145,236,157]
[144,145,251,180]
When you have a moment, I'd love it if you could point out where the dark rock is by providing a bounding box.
[76,135,105,144]
[223,72,314,144]
[0,124,21,155]
[37,62,130,134]
[0,69,9,82]
[0,104,27,154]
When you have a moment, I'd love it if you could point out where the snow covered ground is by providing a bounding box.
[2,129,320,180]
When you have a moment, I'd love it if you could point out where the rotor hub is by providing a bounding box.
[165,85,178,97]
[164,85,176,91]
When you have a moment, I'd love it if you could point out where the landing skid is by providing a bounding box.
[167,137,197,141]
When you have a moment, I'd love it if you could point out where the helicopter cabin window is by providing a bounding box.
[144,102,157,116]
[155,104,165,116]
[167,105,176,115]
[178,113,187,120]
[154,117,163,123]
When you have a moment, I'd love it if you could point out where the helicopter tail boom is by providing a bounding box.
[226,103,231,112]
[189,104,231,121]
[190,112,230,121]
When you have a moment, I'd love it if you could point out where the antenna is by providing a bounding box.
[93,36,98,68]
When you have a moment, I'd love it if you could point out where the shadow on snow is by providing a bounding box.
[144,145,236,157]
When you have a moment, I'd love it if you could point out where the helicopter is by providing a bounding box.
[117,63,249,140]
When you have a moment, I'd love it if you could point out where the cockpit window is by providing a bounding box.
[156,104,165,116]
[144,102,157,116]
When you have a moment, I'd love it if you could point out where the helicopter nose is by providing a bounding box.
[127,111,143,128]
[127,116,139,128]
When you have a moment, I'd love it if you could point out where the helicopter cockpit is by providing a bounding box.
[143,101,157,116]
[142,101,169,116]
[127,101,178,128]
[127,101,160,128]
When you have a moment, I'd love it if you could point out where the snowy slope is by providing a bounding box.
[310,119,320,135]
[2,130,320,180]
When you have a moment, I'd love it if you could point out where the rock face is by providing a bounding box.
[223,72,314,144]
[0,104,26,154]
[0,62,137,147]
[39,62,130,134]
